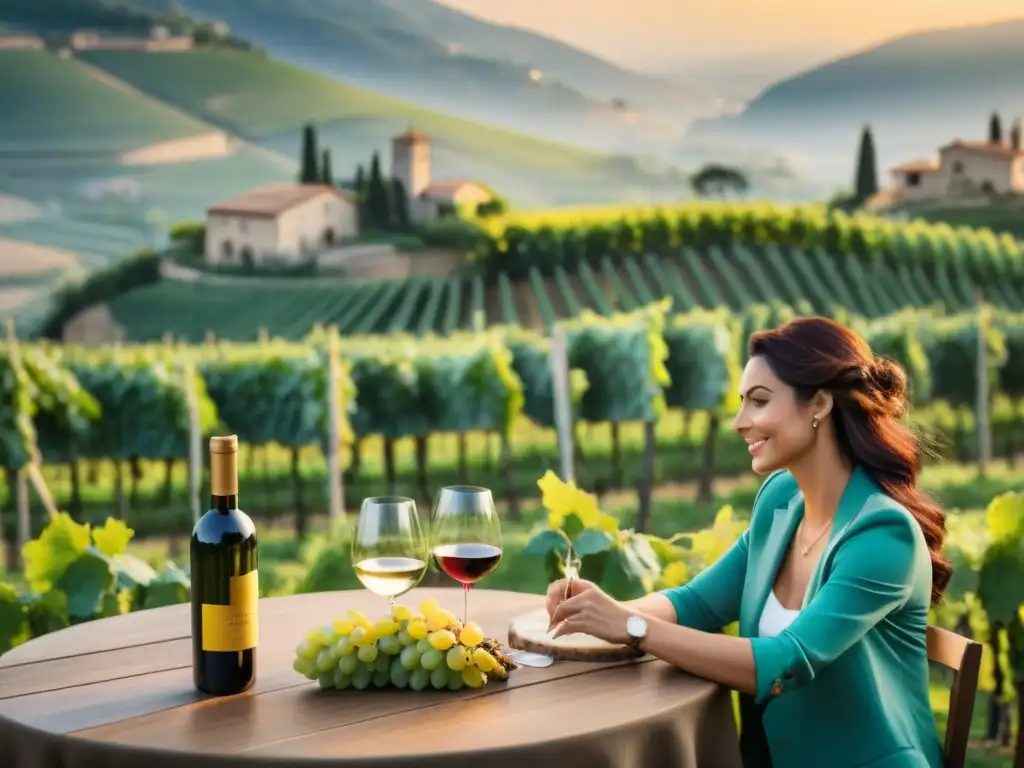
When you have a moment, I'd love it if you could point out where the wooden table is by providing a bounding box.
[0,588,741,768]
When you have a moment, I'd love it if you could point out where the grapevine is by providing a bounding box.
[292,598,518,692]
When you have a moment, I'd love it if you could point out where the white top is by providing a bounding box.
[757,590,801,637]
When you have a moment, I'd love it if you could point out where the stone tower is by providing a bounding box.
[391,128,431,199]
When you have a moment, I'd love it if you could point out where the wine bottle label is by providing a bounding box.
[201,569,259,652]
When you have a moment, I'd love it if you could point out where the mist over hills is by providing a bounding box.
[685,19,1024,186]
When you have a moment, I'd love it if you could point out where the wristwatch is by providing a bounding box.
[625,614,648,651]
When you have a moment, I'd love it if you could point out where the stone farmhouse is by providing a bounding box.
[204,183,358,266]
[889,138,1024,203]
[390,129,493,224]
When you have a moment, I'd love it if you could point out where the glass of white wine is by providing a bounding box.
[352,496,428,617]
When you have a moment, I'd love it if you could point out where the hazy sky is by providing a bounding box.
[439,0,1024,70]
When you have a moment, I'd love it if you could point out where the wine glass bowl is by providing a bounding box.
[351,497,428,614]
[430,485,503,624]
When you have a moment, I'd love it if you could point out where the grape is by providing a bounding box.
[427,611,454,632]
[390,658,411,688]
[419,598,441,616]
[444,647,468,671]
[420,649,443,671]
[446,667,465,690]
[333,669,352,689]
[338,653,359,675]
[459,621,484,647]
[351,664,373,690]
[392,604,413,621]
[332,620,355,636]
[294,607,514,693]
[350,627,371,646]
[294,658,317,680]
[375,619,400,636]
[409,668,430,691]
[372,667,391,687]
[462,666,486,689]
[430,666,448,690]
[400,644,422,671]
[472,648,499,673]
[295,641,319,661]
[316,649,337,672]
[357,643,379,664]
[428,630,456,651]
[306,627,328,645]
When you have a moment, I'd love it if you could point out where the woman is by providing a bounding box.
[545,317,949,768]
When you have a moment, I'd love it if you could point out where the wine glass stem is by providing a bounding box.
[463,583,471,625]
[388,596,395,619]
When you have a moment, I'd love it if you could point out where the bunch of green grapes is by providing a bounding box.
[292,597,511,692]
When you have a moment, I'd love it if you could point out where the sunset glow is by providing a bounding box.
[440,0,1024,68]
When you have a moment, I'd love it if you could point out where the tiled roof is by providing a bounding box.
[393,128,430,145]
[207,183,351,217]
[940,140,1024,159]
[890,159,940,173]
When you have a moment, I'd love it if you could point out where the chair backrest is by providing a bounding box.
[926,625,983,768]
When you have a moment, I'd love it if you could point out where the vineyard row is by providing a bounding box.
[107,243,1024,344]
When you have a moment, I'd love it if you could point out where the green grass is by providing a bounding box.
[886,197,1024,240]
[0,51,206,152]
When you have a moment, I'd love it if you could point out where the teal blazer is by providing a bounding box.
[661,466,944,768]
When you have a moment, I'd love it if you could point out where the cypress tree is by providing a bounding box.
[390,178,409,229]
[354,164,367,223]
[320,149,333,185]
[299,124,319,184]
[1011,119,1022,151]
[366,151,391,229]
[853,125,878,205]
[989,111,1003,144]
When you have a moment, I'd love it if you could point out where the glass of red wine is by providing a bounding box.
[430,485,502,626]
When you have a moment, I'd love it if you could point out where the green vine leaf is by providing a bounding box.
[92,518,135,558]
[56,548,115,621]
[22,512,91,592]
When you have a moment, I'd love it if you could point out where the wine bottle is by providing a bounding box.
[191,435,258,696]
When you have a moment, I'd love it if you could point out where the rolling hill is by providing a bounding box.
[684,19,1024,187]
[75,49,690,205]
[6,0,713,158]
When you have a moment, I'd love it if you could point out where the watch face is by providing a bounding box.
[626,615,648,638]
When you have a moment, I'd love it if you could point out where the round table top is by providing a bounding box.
[0,588,741,768]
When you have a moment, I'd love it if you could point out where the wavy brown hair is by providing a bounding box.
[749,316,951,604]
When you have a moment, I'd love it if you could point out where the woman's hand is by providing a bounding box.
[545,577,597,618]
[547,583,632,645]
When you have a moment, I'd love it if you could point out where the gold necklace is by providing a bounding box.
[799,519,832,557]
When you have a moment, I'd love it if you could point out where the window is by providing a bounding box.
[221,240,234,260]
[906,172,921,187]
[952,160,964,174]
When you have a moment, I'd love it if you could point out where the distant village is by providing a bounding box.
[0,22,231,53]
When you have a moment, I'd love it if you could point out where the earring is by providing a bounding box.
[812,418,819,429]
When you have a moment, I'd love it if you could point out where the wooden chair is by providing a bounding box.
[927,625,984,768]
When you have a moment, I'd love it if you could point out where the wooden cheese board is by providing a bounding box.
[506,608,644,663]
